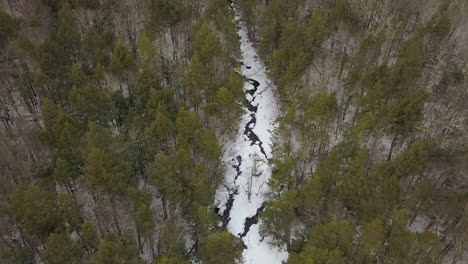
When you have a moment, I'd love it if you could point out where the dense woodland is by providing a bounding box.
[1,0,245,263]
[0,0,467,263]
[236,0,467,263]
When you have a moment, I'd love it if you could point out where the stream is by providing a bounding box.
[214,5,288,263]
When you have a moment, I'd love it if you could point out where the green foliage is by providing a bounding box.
[422,13,451,40]
[355,218,385,262]
[110,40,135,77]
[43,233,83,264]
[266,9,327,101]
[0,10,20,45]
[150,152,181,204]
[288,221,353,264]
[385,210,443,264]
[52,156,78,188]
[145,105,175,152]
[270,156,296,191]
[198,130,221,163]
[0,246,35,264]
[297,176,322,217]
[194,206,218,236]
[260,190,298,244]
[83,26,113,66]
[136,204,155,235]
[391,140,430,178]
[225,69,245,101]
[91,234,145,264]
[192,21,222,66]
[183,53,209,109]
[76,0,101,9]
[81,221,99,252]
[83,124,131,196]
[41,99,84,148]
[57,193,83,231]
[176,108,202,143]
[9,184,64,238]
[330,0,362,31]
[56,2,80,55]
[153,253,188,264]
[309,220,353,257]
[188,163,211,206]
[386,88,430,136]
[148,0,188,29]
[69,84,115,126]
[198,231,243,264]
[138,33,159,70]
[259,0,306,57]
[388,35,423,91]
[337,147,369,212]
[39,39,71,80]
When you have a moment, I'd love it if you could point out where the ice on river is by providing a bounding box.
[214,11,288,264]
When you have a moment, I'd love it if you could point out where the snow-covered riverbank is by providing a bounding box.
[214,9,288,264]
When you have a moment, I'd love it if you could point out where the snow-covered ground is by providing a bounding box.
[214,9,288,264]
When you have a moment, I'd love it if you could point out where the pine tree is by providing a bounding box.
[198,231,243,264]
[189,163,211,206]
[176,108,202,144]
[57,193,82,232]
[0,11,19,47]
[198,130,221,164]
[183,53,209,110]
[69,84,114,127]
[288,220,353,264]
[55,2,80,60]
[355,218,385,263]
[194,205,218,237]
[92,234,145,264]
[9,184,64,238]
[153,253,189,264]
[43,233,83,264]
[81,221,99,253]
[260,190,298,245]
[150,152,180,218]
[145,105,175,153]
[138,33,159,70]
[83,124,130,197]
[110,40,135,89]
[136,203,155,254]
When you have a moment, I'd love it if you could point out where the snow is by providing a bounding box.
[214,10,288,264]
[409,215,431,233]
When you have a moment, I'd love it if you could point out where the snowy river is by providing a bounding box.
[214,7,289,264]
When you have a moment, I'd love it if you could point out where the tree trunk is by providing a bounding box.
[161,196,168,220]
[110,197,123,236]
[387,135,397,161]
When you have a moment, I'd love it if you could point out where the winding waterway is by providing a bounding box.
[214,5,288,263]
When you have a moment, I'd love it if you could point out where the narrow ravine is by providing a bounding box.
[214,5,288,263]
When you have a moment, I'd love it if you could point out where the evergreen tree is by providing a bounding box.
[91,234,145,264]
[153,253,189,264]
[198,231,243,264]
[0,11,19,47]
[69,84,114,127]
[138,33,159,70]
[176,108,202,143]
[110,40,135,89]
[42,233,83,264]
[150,152,180,218]
[145,105,175,153]
[81,221,99,253]
[260,190,298,245]
[9,184,64,238]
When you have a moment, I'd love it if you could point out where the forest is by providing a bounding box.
[0,0,467,264]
